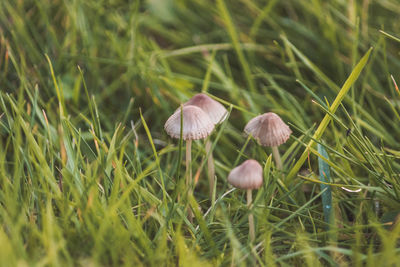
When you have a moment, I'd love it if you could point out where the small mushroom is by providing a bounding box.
[165,105,215,141]
[183,93,228,199]
[165,105,214,221]
[244,112,292,171]
[227,159,263,242]
[165,105,214,186]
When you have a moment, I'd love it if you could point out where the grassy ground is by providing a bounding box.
[1,0,400,266]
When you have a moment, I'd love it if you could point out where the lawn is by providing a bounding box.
[0,0,400,266]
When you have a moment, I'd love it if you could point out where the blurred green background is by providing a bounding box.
[1,0,399,133]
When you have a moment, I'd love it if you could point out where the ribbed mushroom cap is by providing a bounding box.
[227,159,263,190]
[183,93,228,125]
[244,112,292,147]
[165,105,214,140]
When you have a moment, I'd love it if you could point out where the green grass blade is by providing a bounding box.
[317,144,333,228]
[139,109,167,205]
[287,48,373,182]
[217,0,256,94]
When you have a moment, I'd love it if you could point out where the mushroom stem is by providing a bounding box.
[205,139,215,199]
[271,146,282,171]
[247,189,255,242]
[186,140,194,222]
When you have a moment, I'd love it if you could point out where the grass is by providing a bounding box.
[1,0,400,266]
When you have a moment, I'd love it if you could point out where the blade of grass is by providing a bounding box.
[287,48,373,181]
[139,109,168,206]
[379,30,400,43]
[317,144,333,229]
[217,0,256,94]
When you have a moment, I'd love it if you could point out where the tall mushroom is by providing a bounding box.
[183,93,227,198]
[244,112,292,171]
[227,159,263,242]
[164,105,214,199]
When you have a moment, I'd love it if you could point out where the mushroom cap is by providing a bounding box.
[183,93,228,125]
[164,105,215,140]
[244,112,292,147]
[227,159,263,190]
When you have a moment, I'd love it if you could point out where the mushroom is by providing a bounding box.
[227,159,263,242]
[165,105,214,214]
[184,93,228,125]
[183,93,228,198]
[244,112,292,171]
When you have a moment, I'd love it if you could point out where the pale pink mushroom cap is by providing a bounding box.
[183,93,228,125]
[244,112,292,147]
[227,159,263,190]
[164,105,215,140]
